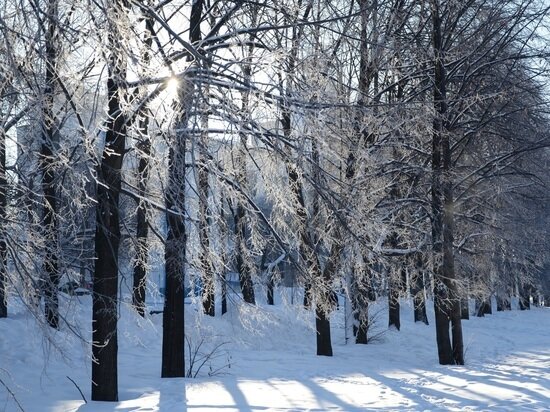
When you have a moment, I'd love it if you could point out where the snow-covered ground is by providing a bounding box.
[1,292,549,411]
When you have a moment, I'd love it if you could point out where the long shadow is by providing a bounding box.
[184,378,256,412]
[366,369,475,409]
[158,378,187,412]
[300,377,380,411]
[370,363,549,410]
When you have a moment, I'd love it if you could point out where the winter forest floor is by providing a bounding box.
[0,292,549,412]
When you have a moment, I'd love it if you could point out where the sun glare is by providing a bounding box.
[166,77,179,100]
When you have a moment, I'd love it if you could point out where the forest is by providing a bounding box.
[1,0,549,409]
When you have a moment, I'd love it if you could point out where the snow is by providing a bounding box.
[1,293,549,412]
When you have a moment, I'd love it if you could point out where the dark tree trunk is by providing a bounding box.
[198,161,215,316]
[132,18,154,318]
[161,0,204,375]
[303,283,312,308]
[496,294,511,311]
[132,138,150,317]
[92,1,128,400]
[234,202,255,305]
[278,2,335,356]
[234,52,256,305]
[220,196,228,315]
[519,286,530,310]
[221,273,227,315]
[198,44,215,317]
[386,228,402,332]
[267,271,274,305]
[354,310,368,344]
[287,160,333,356]
[388,275,400,331]
[431,0,463,366]
[411,268,429,325]
[316,308,332,356]
[460,298,470,320]
[352,266,370,344]
[162,146,186,378]
[132,137,151,316]
[351,0,378,340]
[259,248,276,306]
[0,126,6,319]
[41,0,60,330]
[475,298,492,317]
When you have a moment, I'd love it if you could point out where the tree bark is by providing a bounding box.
[132,17,154,317]
[352,265,370,344]
[476,298,492,317]
[411,265,429,325]
[233,19,257,306]
[220,196,228,315]
[132,137,150,317]
[519,285,530,310]
[460,297,470,319]
[496,294,511,311]
[388,273,401,331]
[161,0,203,374]
[198,160,215,316]
[41,0,60,330]
[162,144,186,378]
[261,248,275,305]
[0,126,6,319]
[91,1,128,401]
[431,0,463,366]
[286,163,332,356]
[234,201,255,305]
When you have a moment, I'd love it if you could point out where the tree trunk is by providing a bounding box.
[460,297,470,320]
[475,298,492,317]
[132,138,150,317]
[197,42,215,316]
[161,0,203,374]
[388,274,400,331]
[519,286,530,310]
[352,265,370,344]
[303,282,312,308]
[411,268,429,325]
[234,27,257,306]
[234,202,255,305]
[0,126,6,319]
[161,147,186,378]
[261,251,274,305]
[91,1,128,400]
[496,294,511,311]
[132,17,154,318]
[161,73,192,377]
[431,0,463,366]
[221,272,227,315]
[267,274,274,306]
[352,0,377,341]
[316,307,332,356]
[41,0,59,330]
[220,196,228,315]
[198,161,214,316]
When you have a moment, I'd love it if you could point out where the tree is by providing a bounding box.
[430,0,464,365]
[132,15,155,318]
[39,0,60,330]
[91,0,129,401]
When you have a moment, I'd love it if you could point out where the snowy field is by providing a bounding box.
[1,293,549,412]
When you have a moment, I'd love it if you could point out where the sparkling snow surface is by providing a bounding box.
[0,293,549,411]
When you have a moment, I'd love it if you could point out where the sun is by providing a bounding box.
[165,77,179,100]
